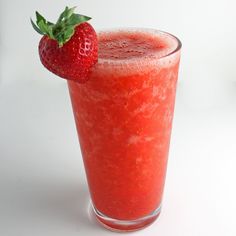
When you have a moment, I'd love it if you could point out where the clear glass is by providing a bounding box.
[68,28,181,232]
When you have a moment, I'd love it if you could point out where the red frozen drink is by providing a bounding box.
[68,29,181,231]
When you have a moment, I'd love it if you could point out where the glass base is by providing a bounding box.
[92,204,162,232]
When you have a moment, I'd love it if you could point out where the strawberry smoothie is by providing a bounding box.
[68,29,181,231]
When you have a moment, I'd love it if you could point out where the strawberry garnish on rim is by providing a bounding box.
[31,6,98,83]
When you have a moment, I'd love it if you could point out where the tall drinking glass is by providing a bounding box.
[68,28,181,232]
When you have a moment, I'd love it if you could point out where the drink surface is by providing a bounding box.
[98,30,174,60]
[68,29,180,221]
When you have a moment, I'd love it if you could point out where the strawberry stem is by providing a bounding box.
[31,6,91,47]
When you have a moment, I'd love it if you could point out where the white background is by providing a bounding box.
[1,0,236,235]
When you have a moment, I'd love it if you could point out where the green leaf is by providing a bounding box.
[57,6,68,23]
[57,35,64,47]
[47,25,55,39]
[36,11,46,25]
[31,6,92,46]
[47,21,54,26]
[38,20,49,34]
[57,6,76,24]
[63,27,74,42]
[68,14,91,26]
[76,14,91,22]
[36,20,54,39]
[66,6,77,19]
[30,18,44,35]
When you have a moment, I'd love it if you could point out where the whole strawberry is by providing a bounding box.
[31,7,98,83]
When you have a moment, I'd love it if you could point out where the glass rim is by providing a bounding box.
[97,27,182,64]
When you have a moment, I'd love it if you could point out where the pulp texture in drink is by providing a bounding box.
[68,29,181,222]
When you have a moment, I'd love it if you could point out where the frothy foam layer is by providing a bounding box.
[98,29,179,61]
[99,32,164,60]
[93,29,181,77]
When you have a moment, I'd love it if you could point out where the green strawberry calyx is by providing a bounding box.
[31,6,91,47]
